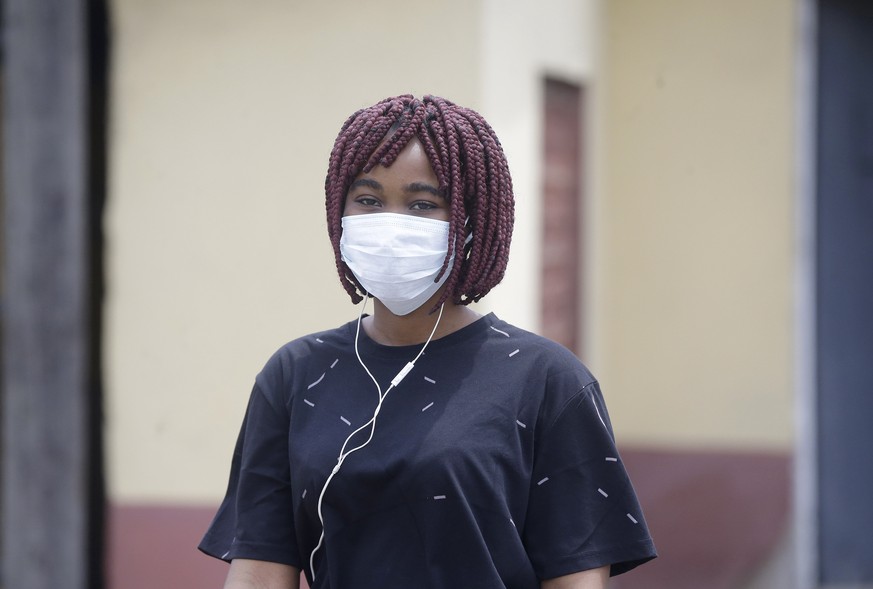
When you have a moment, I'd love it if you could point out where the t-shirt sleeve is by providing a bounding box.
[523,379,656,579]
[198,376,301,567]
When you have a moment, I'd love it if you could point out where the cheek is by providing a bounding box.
[341,192,354,215]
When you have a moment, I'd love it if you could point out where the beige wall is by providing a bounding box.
[107,0,793,505]
[106,0,482,503]
[480,0,601,331]
[106,0,601,503]
[596,0,795,450]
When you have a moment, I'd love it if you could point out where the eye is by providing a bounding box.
[410,200,439,211]
[354,196,381,207]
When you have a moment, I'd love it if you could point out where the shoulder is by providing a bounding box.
[483,316,600,428]
[254,320,357,396]
[487,316,596,387]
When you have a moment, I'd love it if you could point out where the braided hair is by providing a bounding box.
[325,94,515,310]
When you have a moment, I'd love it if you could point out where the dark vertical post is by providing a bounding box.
[1,0,100,587]
[816,0,873,584]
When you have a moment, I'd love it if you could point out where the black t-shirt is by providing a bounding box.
[199,313,656,588]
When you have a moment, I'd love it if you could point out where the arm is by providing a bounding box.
[223,559,300,589]
[541,565,609,589]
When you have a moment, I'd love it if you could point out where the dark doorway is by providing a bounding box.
[541,78,584,355]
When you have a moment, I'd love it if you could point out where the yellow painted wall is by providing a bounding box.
[106,0,481,503]
[596,0,795,450]
[480,0,601,332]
[106,0,602,503]
[107,0,797,504]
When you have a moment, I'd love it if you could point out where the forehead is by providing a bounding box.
[353,138,438,186]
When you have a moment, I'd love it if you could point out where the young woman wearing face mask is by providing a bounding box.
[199,95,657,589]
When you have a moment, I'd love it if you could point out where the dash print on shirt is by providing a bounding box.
[490,325,511,338]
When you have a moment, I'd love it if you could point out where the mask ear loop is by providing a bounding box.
[309,295,445,580]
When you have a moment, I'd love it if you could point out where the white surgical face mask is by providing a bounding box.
[340,213,452,316]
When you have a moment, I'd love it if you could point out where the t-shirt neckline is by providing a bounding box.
[346,311,498,359]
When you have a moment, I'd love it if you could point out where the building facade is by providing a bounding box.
[103,1,810,587]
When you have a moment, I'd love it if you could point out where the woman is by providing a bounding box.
[200,95,656,589]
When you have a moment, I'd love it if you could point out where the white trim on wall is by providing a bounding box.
[794,0,818,586]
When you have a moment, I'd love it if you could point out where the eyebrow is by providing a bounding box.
[349,178,445,199]
[349,178,382,191]
[405,182,444,198]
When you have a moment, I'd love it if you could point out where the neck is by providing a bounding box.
[362,296,480,346]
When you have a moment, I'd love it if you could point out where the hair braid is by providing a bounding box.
[426,98,467,308]
[325,94,515,309]
[457,116,491,299]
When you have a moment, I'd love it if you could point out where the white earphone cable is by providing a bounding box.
[309,296,445,580]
